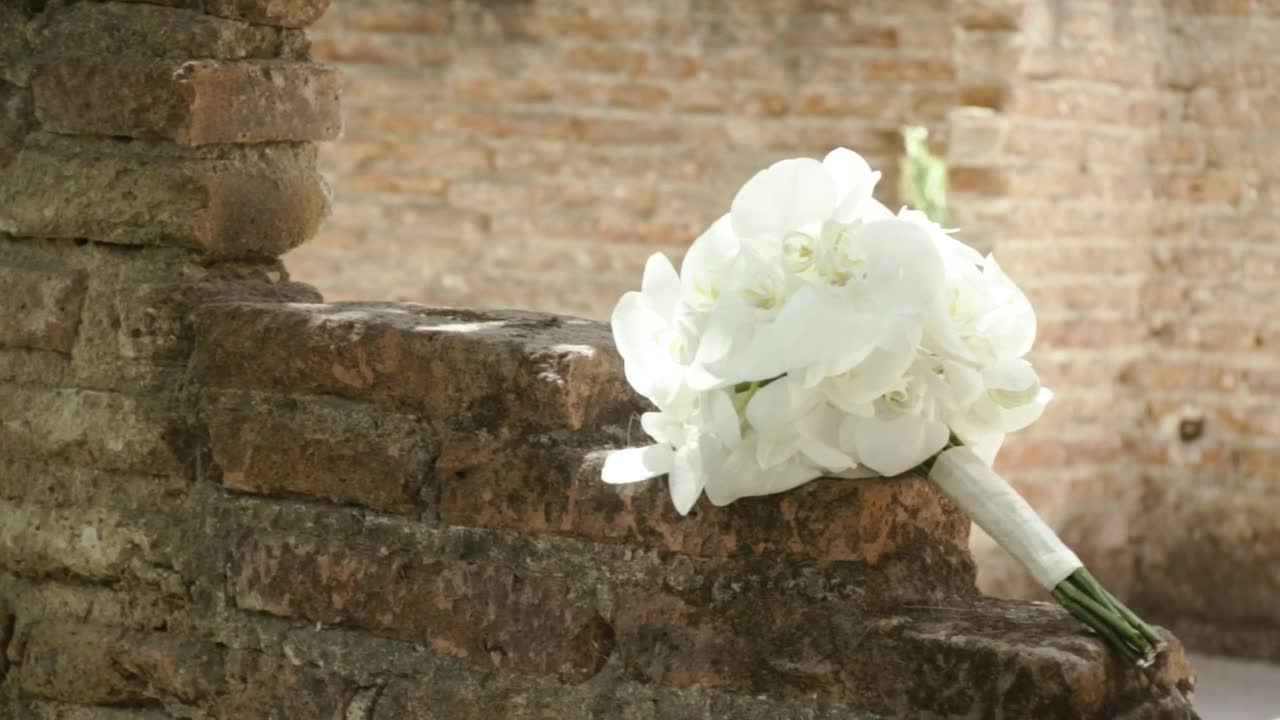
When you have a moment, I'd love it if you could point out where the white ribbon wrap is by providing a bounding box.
[928,446,1082,590]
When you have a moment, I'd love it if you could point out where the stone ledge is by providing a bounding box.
[191,303,647,434]
[34,58,341,145]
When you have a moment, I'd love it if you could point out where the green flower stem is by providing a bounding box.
[1053,587,1142,664]
[1076,568,1167,650]
[1053,569,1165,666]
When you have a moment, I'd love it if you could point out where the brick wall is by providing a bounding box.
[287,0,1280,661]
[0,1,1197,715]
[1126,0,1280,659]
[948,0,1280,660]
[289,0,971,316]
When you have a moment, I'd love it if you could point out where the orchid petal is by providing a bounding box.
[856,219,946,315]
[730,158,838,240]
[850,414,950,477]
[668,443,705,515]
[822,147,879,222]
[602,444,674,484]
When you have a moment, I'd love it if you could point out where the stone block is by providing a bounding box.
[0,135,329,258]
[17,621,355,714]
[203,390,434,515]
[39,3,309,61]
[127,0,331,28]
[34,59,341,145]
[231,531,614,682]
[0,385,184,474]
[191,303,646,434]
[19,622,226,706]
[220,651,356,719]
[438,439,973,572]
[0,264,86,353]
[0,502,159,584]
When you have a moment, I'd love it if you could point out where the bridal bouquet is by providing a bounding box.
[602,148,1165,665]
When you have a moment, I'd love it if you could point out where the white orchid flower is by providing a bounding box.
[611,253,699,413]
[744,376,855,472]
[602,390,741,515]
[838,369,951,477]
[703,434,826,507]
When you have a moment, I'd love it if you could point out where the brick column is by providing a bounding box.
[0,1,345,716]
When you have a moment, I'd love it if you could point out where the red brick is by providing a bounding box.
[573,116,682,145]
[1164,174,1244,204]
[949,166,1009,195]
[862,57,955,82]
[959,83,1010,109]
[564,46,650,74]
[1004,123,1085,162]
[796,90,905,118]
[231,532,614,681]
[1025,283,1135,314]
[1119,362,1241,392]
[1010,87,1132,125]
[811,23,899,47]
[310,34,422,65]
[0,265,85,354]
[345,171,448,195]
[34,59,340,145]
[1217,406,1280,438]
[452,76,554,104]
[1039,319,1149,349]
[559,15,669,42]
[1188,90,1261,128]
[956,0,1024,29]
[387,204,490,235]
[343,5,448,33]
[1145,130,1202,166]
[322,140,492,176]
[1153,322,1266,352]
[1243,252,1280,282]
[607,82,671,109]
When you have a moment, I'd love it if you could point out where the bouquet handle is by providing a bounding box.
[928,446,1167,666]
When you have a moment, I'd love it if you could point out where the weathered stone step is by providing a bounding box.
[10,603,1193,719]
[192,302,646,434]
